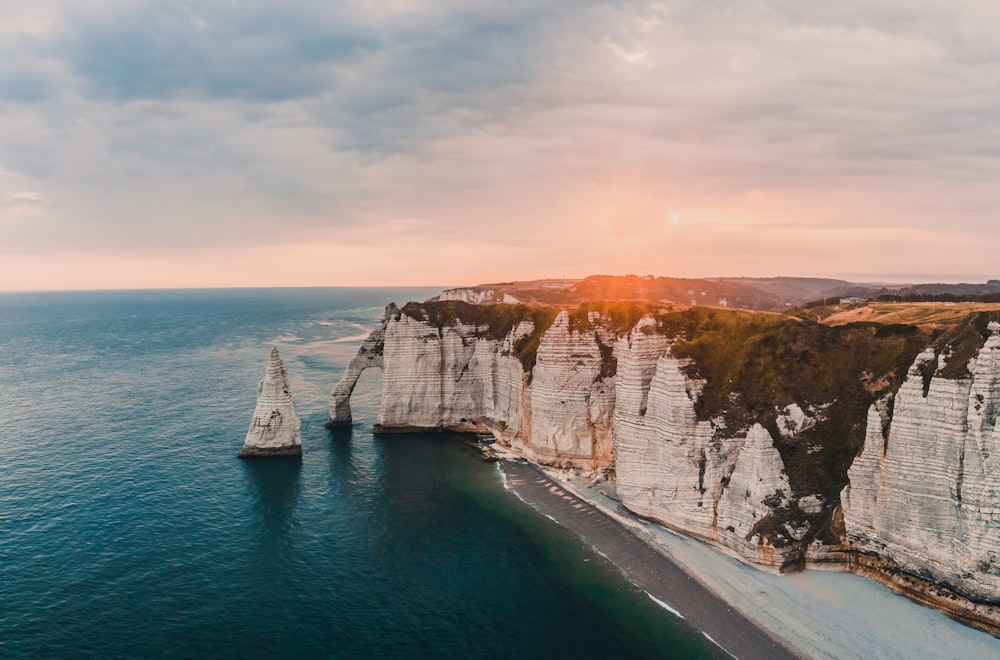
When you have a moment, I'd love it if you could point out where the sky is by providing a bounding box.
[1,1,998,291]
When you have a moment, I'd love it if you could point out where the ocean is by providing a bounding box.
[0,288,720,658]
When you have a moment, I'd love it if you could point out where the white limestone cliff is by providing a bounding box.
[327,306,617,468]
[524,311,615,469]
[240,346,302,457]
[427,287,519,304]
[328,313,386,426]
[329,300,1000,627]
[613,320,797,568]
[842,327,1000,609]
[375,310,502,433]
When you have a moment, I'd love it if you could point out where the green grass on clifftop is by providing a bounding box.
[400,300,559,372]
[931,311,1000,379]
[656,307,930,524]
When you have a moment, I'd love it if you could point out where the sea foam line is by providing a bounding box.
[644,593,739,659]
[332,333,372,343]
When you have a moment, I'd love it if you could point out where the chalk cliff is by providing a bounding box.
[241,346,301,457]
[842,323,1000,627]
[330,299,1000,629]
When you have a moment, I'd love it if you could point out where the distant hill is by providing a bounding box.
[430,275,855,311]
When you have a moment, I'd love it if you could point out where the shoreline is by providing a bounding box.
[498,459,799,660]
[493,453,1000,659]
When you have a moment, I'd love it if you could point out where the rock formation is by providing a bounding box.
[428,287,520,304]
[842,324,1000,626]
[328,313,387,427]
[240,346,301,457]
[330,299,1000,630]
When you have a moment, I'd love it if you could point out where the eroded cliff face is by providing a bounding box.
[241,346,301,457]
[337,304,617,469]
[613,321,800,568]
[331,303,881,567]
[842,324,1000,617]
[525,311,616,468]
[330,300,1000,627]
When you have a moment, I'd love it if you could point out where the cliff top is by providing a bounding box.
[430,275,1000,313]
[807,301,1000,327]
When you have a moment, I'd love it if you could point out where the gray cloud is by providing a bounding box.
[0,0,998,273]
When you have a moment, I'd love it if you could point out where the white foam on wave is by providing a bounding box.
[331,333,373,343]
[645,591,684,620]
[496,463,511,490]
[645,591,739,659]
[699,631,738,660]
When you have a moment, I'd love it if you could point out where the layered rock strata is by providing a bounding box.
[331,300,1000,628]
[331,304,819,561]
[613,321,798,569]
[328,315,386,427]
[240,347,302,457]
[428,287,520,304]
[842,325,1000,626]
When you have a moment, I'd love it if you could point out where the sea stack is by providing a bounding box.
[239,346,302,457]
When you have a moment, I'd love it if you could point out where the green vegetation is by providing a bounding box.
[400,300,559,372]
[654,307,930,504]
[397,298,1000,552]
[932,311,1000,379]
[566,301,663,335]
[653,306,942,548]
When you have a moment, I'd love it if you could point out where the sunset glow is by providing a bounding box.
[1,2,998,290]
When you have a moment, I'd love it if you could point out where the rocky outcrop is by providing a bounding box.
[327,303,616,469]
[240,347,301,457]
[328,318,386,427]
[375,309,502,433]
[331,298,1000,627]
[524,311,616,469]
[428,287,519,304]
[613,320,797,569]
[842,325,1000,622]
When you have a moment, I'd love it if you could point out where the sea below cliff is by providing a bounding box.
[2,288,998,659]
[0,288,716,658]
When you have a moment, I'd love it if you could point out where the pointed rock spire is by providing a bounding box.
[239,346,302,457]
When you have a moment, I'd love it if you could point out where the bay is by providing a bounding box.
[0,288,719,658]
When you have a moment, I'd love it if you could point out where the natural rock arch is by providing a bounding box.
[328,327,384,427]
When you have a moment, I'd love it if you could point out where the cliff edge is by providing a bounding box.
[329,299,1000,631]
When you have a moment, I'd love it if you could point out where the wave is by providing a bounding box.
[331,333,373,343]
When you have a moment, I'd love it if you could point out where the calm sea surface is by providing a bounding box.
[0,288,719,658]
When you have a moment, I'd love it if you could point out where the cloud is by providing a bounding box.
[0,1,998,283]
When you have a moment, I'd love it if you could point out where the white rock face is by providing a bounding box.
[843,329,1000,604]
[329,327,384,426]
[716,424,792,561]
[427,288,519,304]
[490,321,535,445]
[378,313,481,430]
[333,300,1000,613]
[525,311,616,469]
[330,306,618,468]
[240,347,302,457]
[614,322,797,567]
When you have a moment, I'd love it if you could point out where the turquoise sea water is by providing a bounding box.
[0,288,719,658]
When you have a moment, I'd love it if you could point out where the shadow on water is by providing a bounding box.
[328,424,386,500]
[242,457,303,568]
[326,425,357,489]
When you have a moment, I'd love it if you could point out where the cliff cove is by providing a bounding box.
[4,286,1000,658]
[0,288,726,659]
[330,286,1000,639]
